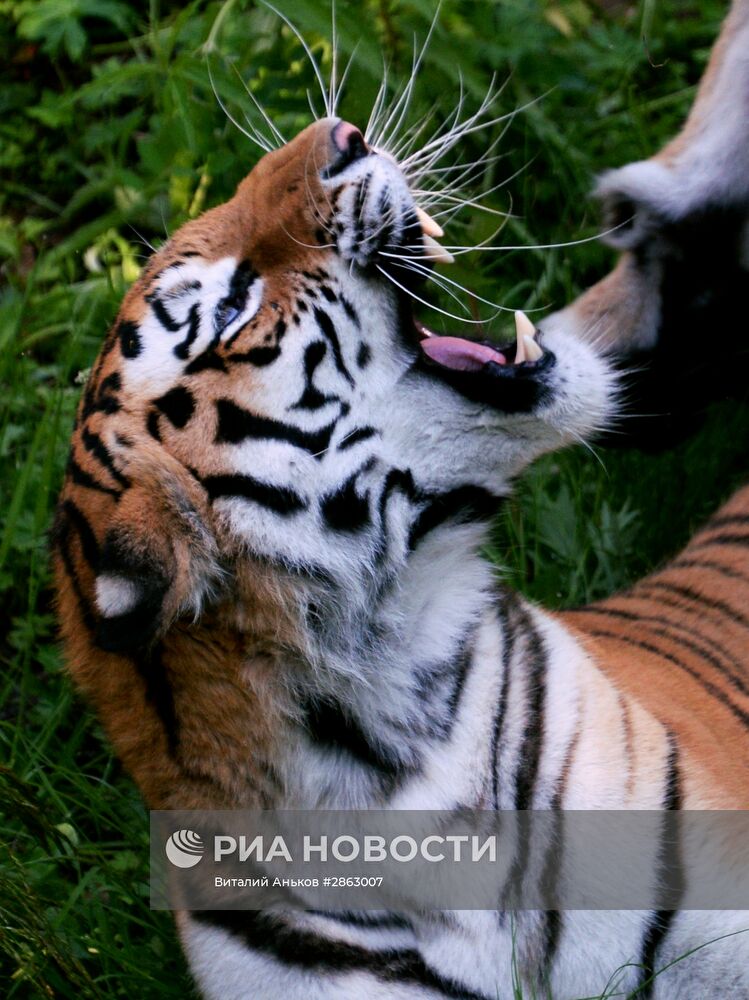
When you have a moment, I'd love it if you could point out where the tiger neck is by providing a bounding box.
[269,523,501,808]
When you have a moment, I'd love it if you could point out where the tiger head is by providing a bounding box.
[58,116,613,660]
[541,0,749,444]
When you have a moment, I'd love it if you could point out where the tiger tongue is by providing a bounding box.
[420,336,506,372]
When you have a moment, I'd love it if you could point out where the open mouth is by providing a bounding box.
[416,310,547,372]
[404,206,556,412]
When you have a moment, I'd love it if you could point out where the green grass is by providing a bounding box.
[2,0,748,996]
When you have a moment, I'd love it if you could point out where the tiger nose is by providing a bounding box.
[331,120,368,164]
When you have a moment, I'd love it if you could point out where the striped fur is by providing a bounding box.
[54,8,749,997]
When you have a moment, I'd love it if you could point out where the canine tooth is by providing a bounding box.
[523,334,543,362]
[514,310,537,342]
[416,206,444,238]
[515,325,526,364]
[422,234,455,265]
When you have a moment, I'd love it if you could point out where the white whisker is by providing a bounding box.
[376,264,503,326]
[263,1,331,117]
[328,0,338,119]
[206,57,271,152]
[232,63,286,146]
[382,253,522,315]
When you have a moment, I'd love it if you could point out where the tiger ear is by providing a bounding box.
[595,161,677,251]
[92,437,223,653]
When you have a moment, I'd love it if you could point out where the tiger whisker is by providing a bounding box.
[206,57,272,152]
[279,221,335,251]
[415,193,513,221]
[328,0,338,118]
[364,59,390,143]
[399,76,503,167]
[414,165,526,220]
[382,252,523,315]
[415,223,629,255]
[262,1,332,117]
[407,116,513,188]
[332,42,359,115]
[371,4,441,152]
[376,264,504,326]
[305,142,336,235]
[400,82,530,174]
[127,225,157,254]
[232,63,286,147]
[386,258,474,314]
[393,73,470,166]
[386,100,444,163]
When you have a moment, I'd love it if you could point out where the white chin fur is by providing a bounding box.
[536,327,617,445]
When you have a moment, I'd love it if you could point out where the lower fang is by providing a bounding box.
[523,334,543,362]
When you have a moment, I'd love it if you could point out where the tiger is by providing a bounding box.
[52,3,749,999]
[544,0,749,447]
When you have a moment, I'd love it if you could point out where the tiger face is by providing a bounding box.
[111,119,610,524]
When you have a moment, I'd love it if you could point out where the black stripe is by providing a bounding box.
[81,428,130,489]
[154,386,195,429]
[118,320,142,358]
[444,639,473,729]
[514,608,548,810]
[379,467,420,521]
[307,910,411,930]
[217,260,258,344]
[302,694,411,777]
[338,426,377,451]
[669,556,749,583]
[409,486,498,550]
[81,371,122,418]
[636,734,683,998]
[68,455,121,498]
[538,724,581,981]
[314,307,354,386]
[408,633,477,741]
[321,474,371,533]
[374,467,421,562]
[491,593,518,809]
[93,527,170,654]
[703,513,749,530]
[184,350,227,374]
[574,605,749,695]
[147,410,162,441]
[52,500,101,628]
[354,176,371,248]
[356,342,371,368]
[693,532,749,549]
[292,340,338,411]
[60,499,100,571]
[500,608,550,910]
[215,399,334,456]
[340,295,360,328]
[227,345,281,367]
[583,628,749,727]
[201,473,306,515]
[637,579,749,632]
[133,642,180,756]
[173,303,201,359]
[192,911,492,1000]
[148,294,182,332]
